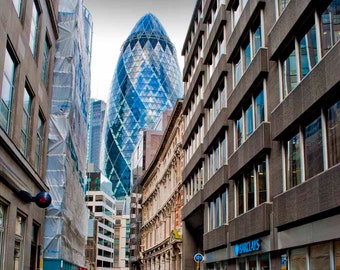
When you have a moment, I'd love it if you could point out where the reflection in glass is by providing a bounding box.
[305,117,323,179]
[327,100,340,167]
[286,134,301,189]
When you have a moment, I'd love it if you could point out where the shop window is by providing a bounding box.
[248,256,257,270]
[286,133,302,189]
[327,100,340,167]
[238,257,246,270]
[304,116,323,179]
[260,253,270,270]
[335,241,340,269]
[310,243,330,270]
[290,247,307,269]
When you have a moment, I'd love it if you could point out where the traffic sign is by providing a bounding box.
[194,253,204,262]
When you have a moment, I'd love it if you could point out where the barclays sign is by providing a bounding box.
[234,239,261,256]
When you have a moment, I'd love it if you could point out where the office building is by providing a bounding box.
[140,100,184,270]
[88,99,106,172]
[86,173,116,270]
[43,0,92,268]
[0,0,59,269]
[102,13,183,199]
[181,0,340,269]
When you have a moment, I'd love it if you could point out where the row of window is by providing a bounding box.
[284,97,340,190]
[0,203,40,270]
[279,0,340,99]
[207,188,228,231]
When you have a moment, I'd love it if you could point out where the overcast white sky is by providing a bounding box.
[84,0,196,102]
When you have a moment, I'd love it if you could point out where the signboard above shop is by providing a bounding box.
[234,239,261,256]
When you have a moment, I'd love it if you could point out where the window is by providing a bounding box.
[236,115,243,148]
[278,0,291,16]
[29,1,40,56]
[310,243,330,270]
[30,223,39,270]
[321,0,340,55]
[286,133,302,189]
[252,18,262,56]
[335,241,340,269]
[257,161,267,204]
[14,213,26,270]
[236,254,270,270]
[243,40,251,70]
[233,52,242,87]
[282,48,297,96]
[208,189,228,231]
[279,0,340,100]
[245,103,254,139]
[255,89,265,128]
[237,178,244,215]
[41,36,51,85]
[246,170,255,210]
[284,96,340,190]
[20,86,32,156]
[12,0,22,17]
[236,158,268,216]
[0,204,6,270]
[304,116,323,179]
[1,47,17,132]
[35,114,44,173]
[327,100,340,167]
[232,0,249,28]
[234,85,266,149]
[299,24,318,78]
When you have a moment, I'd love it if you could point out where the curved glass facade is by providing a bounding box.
[102,13,183,198]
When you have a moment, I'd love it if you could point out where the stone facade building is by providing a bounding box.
[140,101,184,270]
[0,0,59,269]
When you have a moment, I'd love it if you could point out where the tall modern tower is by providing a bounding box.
[102,13,183,198]
[88,99,106,171]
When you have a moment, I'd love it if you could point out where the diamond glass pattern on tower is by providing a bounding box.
[102,13,183,198]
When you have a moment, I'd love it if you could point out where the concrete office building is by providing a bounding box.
[0,0,59,269]
[181,0,340,269]
[140,100,184,270]
[86,173,116,270]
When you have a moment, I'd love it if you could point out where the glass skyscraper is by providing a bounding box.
[102,13,183,198]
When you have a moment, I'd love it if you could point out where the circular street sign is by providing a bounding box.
[194,253,204,262]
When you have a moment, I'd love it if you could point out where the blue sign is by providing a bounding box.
[234,239,261,256]
[194,253,204,262]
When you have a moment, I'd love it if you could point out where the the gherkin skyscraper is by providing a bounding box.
[102,13,183,198]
